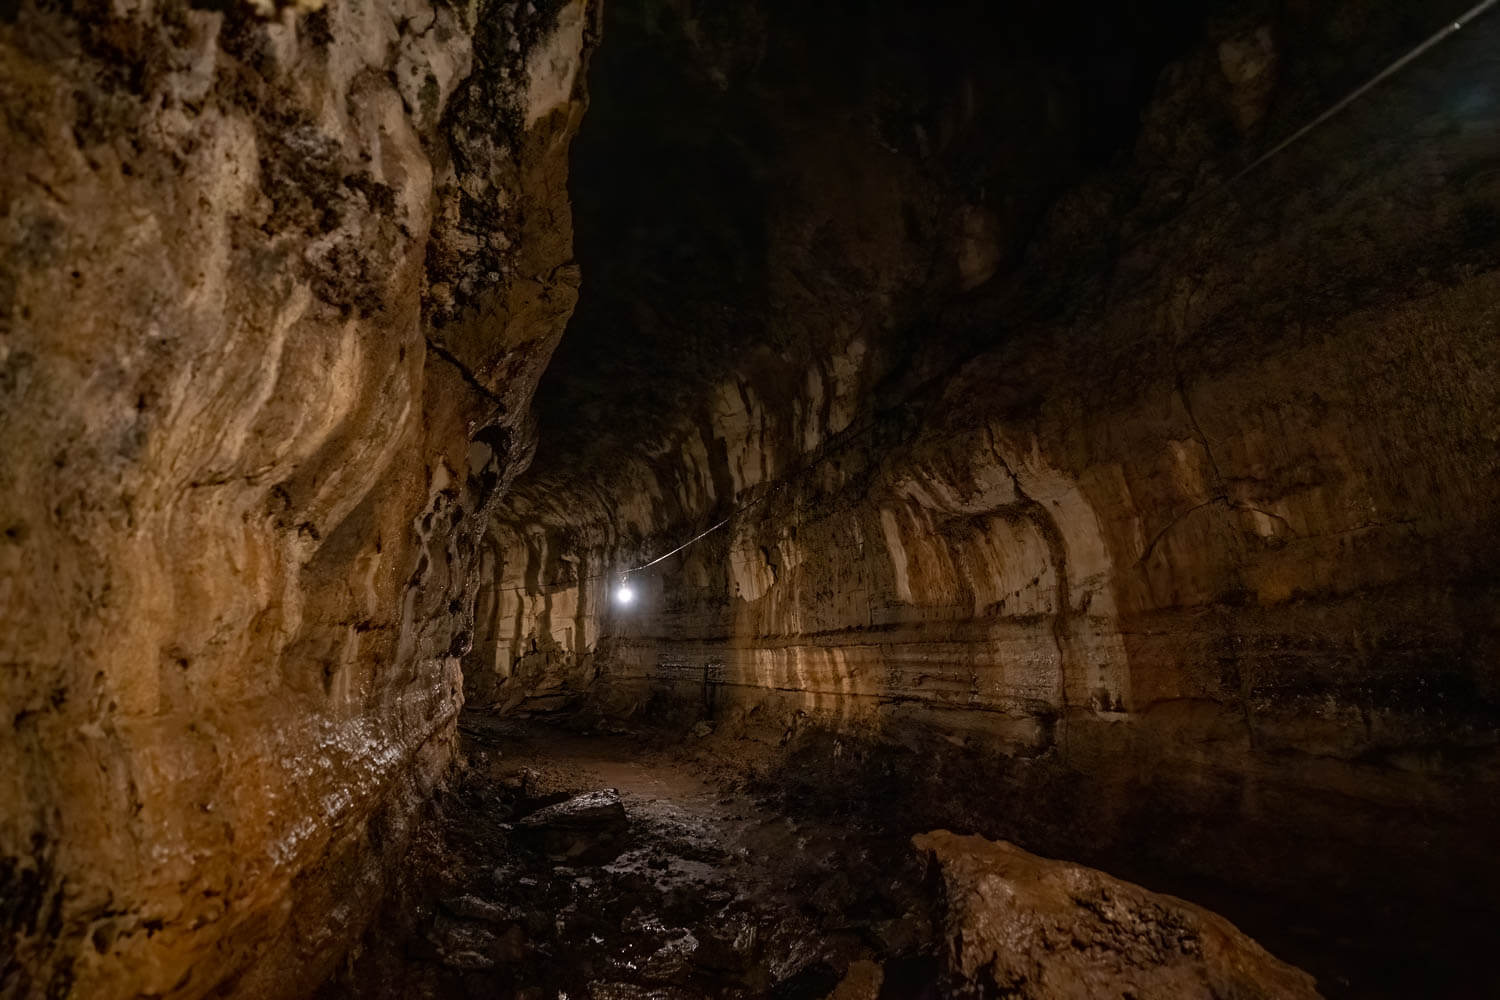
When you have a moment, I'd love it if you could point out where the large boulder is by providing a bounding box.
[914,831,1322,999]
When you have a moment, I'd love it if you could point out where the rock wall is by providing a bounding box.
[482,0,1500,988]
[474,0,1211,711]
[0,1,595,996]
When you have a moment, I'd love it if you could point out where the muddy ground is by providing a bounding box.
[313,707,1499,1000]
[316,712,953,999]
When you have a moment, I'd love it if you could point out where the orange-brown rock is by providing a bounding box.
[0,1,596,996]
[476,1,1500,992]
[915,831,1321,999]
[6,0,1500,996]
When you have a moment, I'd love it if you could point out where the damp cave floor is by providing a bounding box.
[310,709,1490,1000]
[315,710,949,1000]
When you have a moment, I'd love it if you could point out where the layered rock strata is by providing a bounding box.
[0,1,595,995]
[480,1,1500,989]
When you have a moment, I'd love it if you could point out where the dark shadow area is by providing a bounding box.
[529,0,1209,500]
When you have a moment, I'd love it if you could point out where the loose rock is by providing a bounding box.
[517,788,630,863]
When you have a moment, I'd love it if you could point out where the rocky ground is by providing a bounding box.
[316,712,946,999]
[315,712,1325,1000]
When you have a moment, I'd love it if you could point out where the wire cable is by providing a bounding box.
[624,511,737,574]
[1218,0,1497,194]
[493,483,782,595]
[491,1,1496,598]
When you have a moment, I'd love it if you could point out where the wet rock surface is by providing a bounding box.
[0,1,597,995]
[320,712,1320,1000]
[515,788,630,863]
[6,0,1499,997]
[320,713,949,999]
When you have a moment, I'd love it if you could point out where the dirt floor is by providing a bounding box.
[312,707,1500,1000]
[316,712,952,1000]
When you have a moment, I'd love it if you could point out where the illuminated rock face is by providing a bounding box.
[0,2,595,996]
[479,0,1500,974]
[914,830,1323,999]
[5,0,1500,994]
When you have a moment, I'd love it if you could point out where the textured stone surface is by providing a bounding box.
[516,788,625,830]
[915,831,1321,998]
[6,0,1500,996]
[479,0,1500,992]
[515,787,628,861]
[0,1,595,996]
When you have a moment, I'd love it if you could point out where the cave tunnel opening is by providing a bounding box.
[4,0,1500,998]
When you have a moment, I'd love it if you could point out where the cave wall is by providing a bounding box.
[482,0,1500,972]
[0,1,595,996]
[473,0,1211,708]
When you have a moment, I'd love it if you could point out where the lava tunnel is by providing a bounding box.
[3,0,1500,997]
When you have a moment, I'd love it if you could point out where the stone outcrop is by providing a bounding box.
[0,1,595,996]
[915,831,1322,999]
